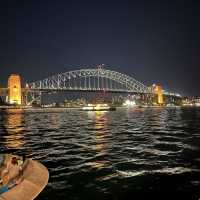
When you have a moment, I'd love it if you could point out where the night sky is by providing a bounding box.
[0,0,200,96]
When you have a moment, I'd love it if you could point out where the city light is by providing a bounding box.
[123,99,136,107]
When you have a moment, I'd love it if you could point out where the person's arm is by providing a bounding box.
[1,166,8,179]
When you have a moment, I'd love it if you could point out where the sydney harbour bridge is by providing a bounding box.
[0,66,181,106]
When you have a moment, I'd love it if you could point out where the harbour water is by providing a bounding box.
[0,107,200,199]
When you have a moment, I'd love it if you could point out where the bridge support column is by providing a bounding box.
[154,85,164,105]
[7,74,22,105]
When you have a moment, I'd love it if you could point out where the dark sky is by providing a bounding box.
[0,0,200,96]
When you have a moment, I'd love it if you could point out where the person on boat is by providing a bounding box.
[0,157,24,194]
[0,155,13,194]
[0,156,24,195]
[0,155,12,185]
[7,157,23,182]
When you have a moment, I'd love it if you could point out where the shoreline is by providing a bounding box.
[0,105,199,114]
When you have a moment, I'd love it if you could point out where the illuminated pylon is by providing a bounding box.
[8,74,22,105]
[154,85,164,105]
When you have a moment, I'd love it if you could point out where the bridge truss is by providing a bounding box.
[27,68,151,94]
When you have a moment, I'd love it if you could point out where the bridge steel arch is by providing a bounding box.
[27,68,151,94]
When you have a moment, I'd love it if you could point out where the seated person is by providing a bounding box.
[0,156,23,188]
[6,157,23,183]
[0,156,24,194]
[0,154,11,185]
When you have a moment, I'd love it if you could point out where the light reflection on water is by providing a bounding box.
[1,109,25,148]
[0,107,200,200]
[87,111,108,169]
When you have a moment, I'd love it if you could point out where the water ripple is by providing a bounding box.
[0,107,200,200]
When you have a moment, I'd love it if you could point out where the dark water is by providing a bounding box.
[0,107,200,200]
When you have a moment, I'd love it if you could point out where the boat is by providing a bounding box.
[82,103,116,111]
[0,155,49,200]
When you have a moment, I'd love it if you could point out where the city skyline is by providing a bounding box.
[0,0,200,96]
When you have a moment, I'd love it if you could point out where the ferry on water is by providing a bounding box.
[82,103,116,111]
